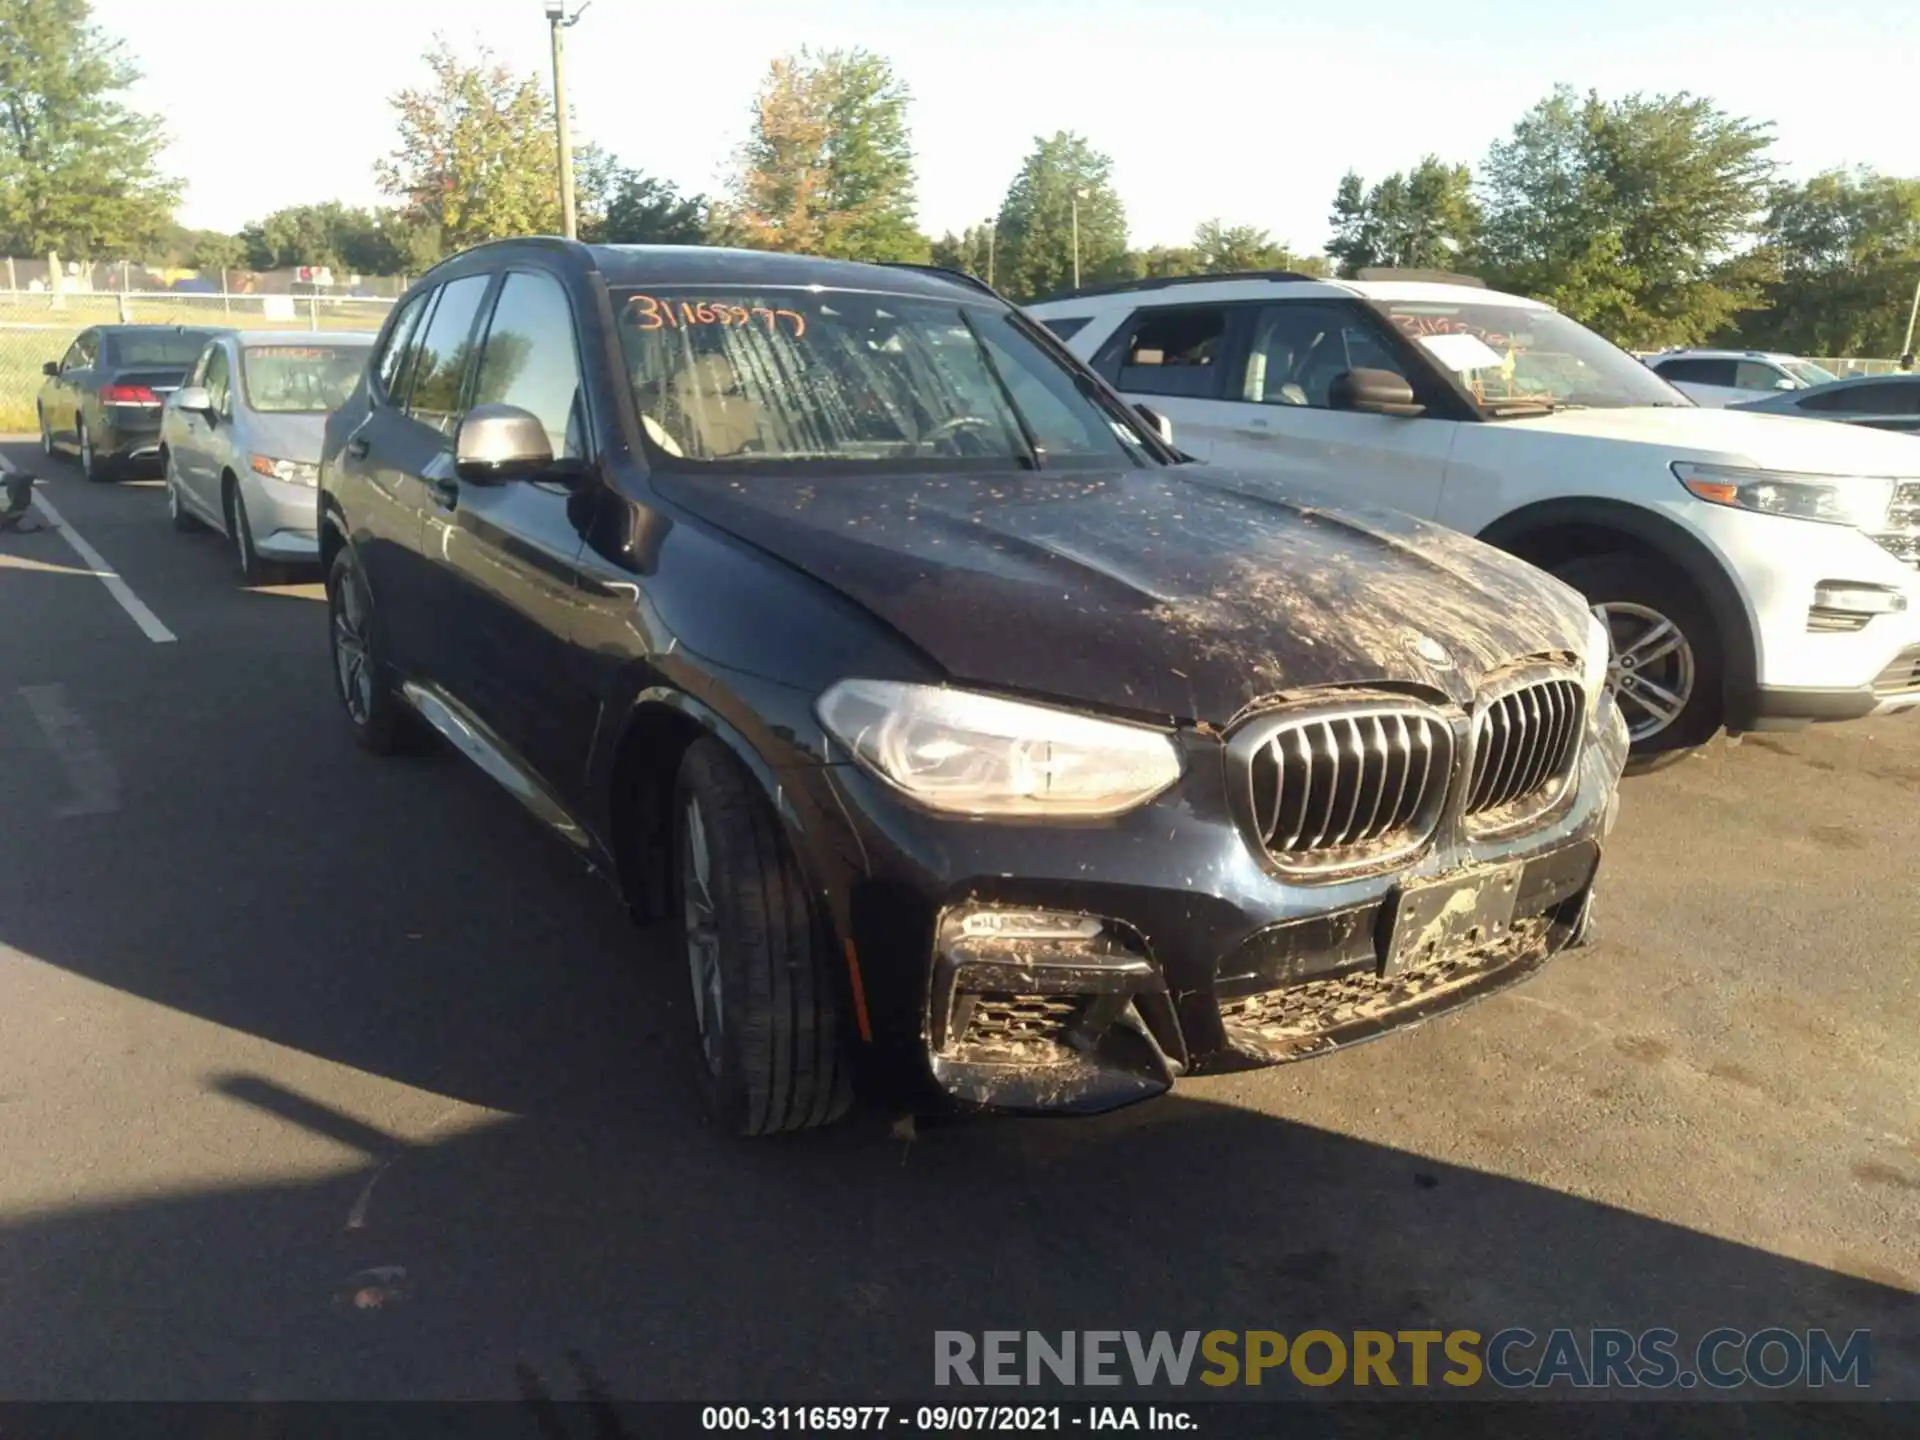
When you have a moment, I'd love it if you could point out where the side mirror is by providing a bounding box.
[1773,377,1798,391]
[1329,368,1425,418]
[1134,403,1173,446]
[173,385,213,414]
[42,360,59,377]
[455,402,555,484]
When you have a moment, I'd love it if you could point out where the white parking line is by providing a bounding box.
[0,452,177,643]
[19,683,122,817]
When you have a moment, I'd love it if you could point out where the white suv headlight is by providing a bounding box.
[1582,609,1612,726]
[1673,461,1894,530]
[250,454,320,487]
[817,679,1183,818]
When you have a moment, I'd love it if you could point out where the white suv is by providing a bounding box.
[1643,349,1841,409]
[1027,272,1920,755]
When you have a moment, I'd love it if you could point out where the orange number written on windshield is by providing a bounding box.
[626,294,806,338]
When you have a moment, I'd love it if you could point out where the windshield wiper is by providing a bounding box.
[956,308,1042,470]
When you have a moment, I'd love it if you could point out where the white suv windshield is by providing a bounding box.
[1784,359,1839,388]
[1377,300,1689,414]
[613,287,1156,469]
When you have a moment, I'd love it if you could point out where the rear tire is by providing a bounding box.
[1553,554,1723,755]
[325,546,421,756]
[77,417,109,482]
[672,737,854,1136]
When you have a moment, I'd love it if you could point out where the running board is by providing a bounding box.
[399,680,596,856]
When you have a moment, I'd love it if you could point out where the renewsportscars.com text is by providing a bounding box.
[934,1328,1873,1391]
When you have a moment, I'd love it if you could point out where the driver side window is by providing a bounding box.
[62,333,96,372]
[1245,303,1417,409]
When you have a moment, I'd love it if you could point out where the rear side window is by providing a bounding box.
[373,289,433,402]
[1040,315,1091,340]
[404,275,493,435]
[1803,381,1917,415]
[1654,357,1737,387]
[62,332,98,371]
[1096,306,1231,398]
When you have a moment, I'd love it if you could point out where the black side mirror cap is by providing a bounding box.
[42,361,59,377]
[1329,368,1425,418]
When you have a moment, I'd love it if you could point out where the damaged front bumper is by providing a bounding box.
[809,698,1630,1117]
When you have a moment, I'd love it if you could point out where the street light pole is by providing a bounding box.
[984,218,996,288]
[544,1,591,240]
[1070,195,1080,292]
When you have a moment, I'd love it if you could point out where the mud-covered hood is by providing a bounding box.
[655,464,1592,725]
[1495,405,1920,474]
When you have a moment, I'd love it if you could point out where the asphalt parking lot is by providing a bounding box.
[0,437,1916,1407]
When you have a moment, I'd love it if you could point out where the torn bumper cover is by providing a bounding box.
[817,695,1629,1116]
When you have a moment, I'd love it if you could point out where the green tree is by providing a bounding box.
[375,39,561,252]
[186,230,246,274]
[587,169,710,246]
[0,0,178,260]
[1326,157,1479,277]
[929,224,998,281]
[993,131,1129,302]
[725,48,925,262]
[1478,86,1775,349]
[1725,170,1920,357]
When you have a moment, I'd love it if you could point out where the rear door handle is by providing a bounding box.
[346,436,371,459]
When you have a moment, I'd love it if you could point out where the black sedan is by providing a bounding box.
[37,324,228,479]
[1729,371,1920,434]
[318,239,1630,1134]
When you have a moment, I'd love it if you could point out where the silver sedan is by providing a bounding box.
[160,331,375,581]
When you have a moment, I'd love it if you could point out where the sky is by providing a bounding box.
[90,0,1920,257]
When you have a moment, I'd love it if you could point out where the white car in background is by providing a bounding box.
[1642,348,1840,408]
[1027,272,1920,756]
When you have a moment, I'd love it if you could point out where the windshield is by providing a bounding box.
[1375,301,1689,414]
[612,287,1158,469]
[240,344,369,414]
[109,330,220,367]
[1784,360,1839,388]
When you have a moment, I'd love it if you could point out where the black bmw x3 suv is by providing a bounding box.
[319,238,1629,1134]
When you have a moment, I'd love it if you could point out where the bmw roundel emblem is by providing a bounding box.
[1411,633,1453,668]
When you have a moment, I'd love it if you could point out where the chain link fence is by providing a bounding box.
[1,290,398,433]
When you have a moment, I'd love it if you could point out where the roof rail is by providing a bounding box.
[1355,267,1487,288]
[1033,269,1321,304]
[877,262,1002,298]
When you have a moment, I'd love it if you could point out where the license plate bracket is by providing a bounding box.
[1381,862,1524,977]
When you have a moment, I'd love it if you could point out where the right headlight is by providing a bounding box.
[816,679,1183,818]
[1672,461,1894,530]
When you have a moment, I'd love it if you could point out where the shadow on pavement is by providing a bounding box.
[0,1065,1913,1408]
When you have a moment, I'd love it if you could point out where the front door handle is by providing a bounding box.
[346,435,371,459]
[427,475,459,511]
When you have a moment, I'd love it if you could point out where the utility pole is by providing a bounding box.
[1900,276,1919,372]
[544,1,592,240]
[984,218,996,288]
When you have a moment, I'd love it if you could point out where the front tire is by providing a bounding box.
[325,546,419,755]
[226,479,268,584]
[165,452,203,533]
[38,406,54,458]
[1554,554,1723,755]
[673,737,854,1136]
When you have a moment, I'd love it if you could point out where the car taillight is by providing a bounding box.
[100,384,160,405]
